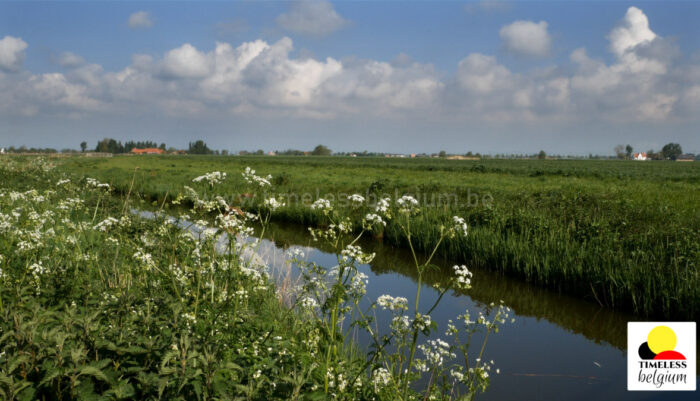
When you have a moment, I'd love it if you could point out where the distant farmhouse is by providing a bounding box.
[633,152,648,161]
[131,148,165,155]
[677,154,695,162]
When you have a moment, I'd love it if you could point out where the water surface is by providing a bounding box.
[135,209,698,400]
[256,222,698,401]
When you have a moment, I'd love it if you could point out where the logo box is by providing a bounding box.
[627,322,696,391]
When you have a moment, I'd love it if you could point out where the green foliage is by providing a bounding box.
[187,140,213,155]
[0,160,363,400]
[0,158,510,400]
[311,145,332,156]
[661,142,683,160]
[94,138,162,154]
[52,155,700,319]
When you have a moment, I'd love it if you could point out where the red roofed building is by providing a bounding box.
[131,148,165,155]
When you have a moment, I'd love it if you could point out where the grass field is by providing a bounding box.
[0,156,507,400]
[54,155,700,319]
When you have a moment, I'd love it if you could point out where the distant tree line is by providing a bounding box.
[1,146,59,154]
[94,138,166,154]
[188,140,213,155]
[614,142,685,160]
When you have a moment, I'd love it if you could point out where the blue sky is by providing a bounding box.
[1,1,699,154]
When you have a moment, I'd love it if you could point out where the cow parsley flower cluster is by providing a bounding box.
[85,178,110,190]
[413,313,432,331]
[310,198,332,212]
[452,216,468,236]
[453,264,473,290]
[371,368,392,390]
[418,338,455,370]
[377,294,408,311]
[348,272,369,297]
[93,217,120,232]
[364,213,386,227]
[396,195,419,214]
[375,197,391,214]
[242,167,271,188]
[217,213,254,237]
[299,296,319,309]
[263,197,285,211]
[347,194,365,206]
[340,244,375,264]
[192,171,227,186]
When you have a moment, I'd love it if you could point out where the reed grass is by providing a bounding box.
[54,155,700,319]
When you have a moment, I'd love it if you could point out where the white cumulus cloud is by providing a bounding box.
[277,0,348,36]
[162,43,211,79]
[0,6,695,131]
[56,52,85,68]
[128,11,153,29]
[0,36,28,72]
[499,20,551,57]
[609,6,656,57]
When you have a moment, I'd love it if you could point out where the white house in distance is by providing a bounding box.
[633,152,648,160]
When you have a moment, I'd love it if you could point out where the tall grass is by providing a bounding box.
[54,155,700,318]
[0,157,509,400]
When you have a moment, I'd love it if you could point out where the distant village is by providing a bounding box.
[0,139,697,161]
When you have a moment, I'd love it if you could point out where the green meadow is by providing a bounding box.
[56,155,700,319]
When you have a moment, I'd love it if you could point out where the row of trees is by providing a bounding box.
[93,139,165,154]
[86,139,214,155]
[615,142,684,160]
[241,145,333,156]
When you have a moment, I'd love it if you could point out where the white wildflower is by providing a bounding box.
[452,216,468,236]
[299,296,318,309]
[371,368,391,390]
[192,171,226,186]
[310,198,332,212]
[264,197,285,211]
[85,178,110,190]
[377,295,408,311]
[375,197,391,214]
[418,338,455,368]
[347,194,365,206]
[242,167,272,188]
[364,213,386,227]
[341,244,375,264]
[453,264,473,290]
[396,195,419,214]
[93,217,119,232]
[413,313,432,331]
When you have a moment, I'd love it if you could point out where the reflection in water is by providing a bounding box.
[261,221,632,351]
[137,208,698,400]
[257,221,699,401]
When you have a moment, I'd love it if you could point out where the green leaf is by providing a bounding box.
[78,366,108,382]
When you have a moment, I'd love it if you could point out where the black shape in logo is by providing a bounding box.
[638,341,657,360]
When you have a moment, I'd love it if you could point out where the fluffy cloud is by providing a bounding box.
[128,11,153,29]
[162,44,211,79]
[56,52,85,68]
[457,53,513,93]
[0,36,28,72]
[277,0,348,36]
[499,20,551,56]
[608,6,656,57]
[0,6,695,127]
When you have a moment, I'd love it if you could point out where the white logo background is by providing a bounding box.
[628,322,696,391]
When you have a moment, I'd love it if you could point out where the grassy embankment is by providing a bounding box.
[56,155,700,319]
[0,158,363,400]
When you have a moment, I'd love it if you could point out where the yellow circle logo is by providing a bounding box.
[647,326,677,355]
